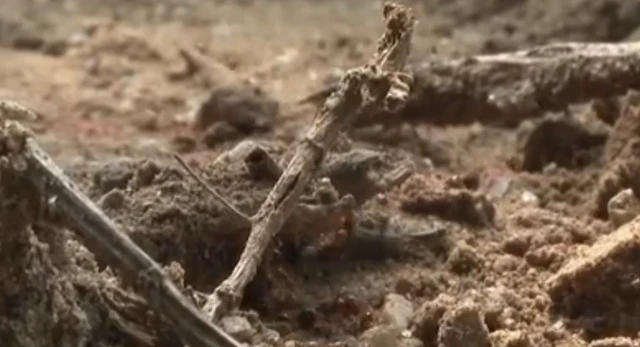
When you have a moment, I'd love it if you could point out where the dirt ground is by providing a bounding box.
[4,0,640,346]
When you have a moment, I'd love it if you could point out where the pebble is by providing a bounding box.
[608,188,640,228]
[490,330,533,347]
[93,158,134,194]
[382,293,414,330]
[411,294,455,346]
[98,188,126,209]
[360,325,401,347]
[437,303,491,347]
[220,315,256,343]
[520,190,539,206]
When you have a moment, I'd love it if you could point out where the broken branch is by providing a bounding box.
[202,1,416,321]
[304,41,640,127]
[0,103,242,347]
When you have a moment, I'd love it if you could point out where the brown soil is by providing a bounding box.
[2,1,640,347]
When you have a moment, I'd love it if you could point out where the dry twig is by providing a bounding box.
[202,1,416,321]
[0,101,242,347]
[174,153,251,228]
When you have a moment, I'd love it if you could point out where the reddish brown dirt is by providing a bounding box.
[3,1,640,347]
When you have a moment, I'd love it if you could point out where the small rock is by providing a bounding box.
[395,276,418,296]
[490,330,533,347]
[502,235,530,257]
[131,160,161,189]
[437,303,491,347]
[382,293,414,330]
[98,188,126,209]
[547,218,640,330]
[284,341,298,347]
[608,188,640,228]
[133,113,159,131]
[172,134,197,153]
[214,140,265,165]
[447,242,482,274]
[524,245,564,269]
[93,158,135,193]
[261,329,280,344]
[400,337,424,347]
[202,121,242,147]
[296,309,317,330]
[485,176,512,199]
[360,325,401,347]
[520,190,539,206]
[589,337,637,347]
[220,315,256,343]
[191,86,278,133]
[411,294,455,346]
[493,254,521,272]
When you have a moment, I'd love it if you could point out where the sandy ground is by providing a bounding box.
[3,1,640,347]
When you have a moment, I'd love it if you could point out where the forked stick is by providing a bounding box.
[0,102,241,347]
[202,2,417,321]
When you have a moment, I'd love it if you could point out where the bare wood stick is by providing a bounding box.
[202,1,417,321]
[0,114,242,347]
[174,153,251,228]
[303,41,640,127]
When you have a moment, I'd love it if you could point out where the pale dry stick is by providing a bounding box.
[202,2,417,321]
[174,153,251,229]
[0,104,242,347]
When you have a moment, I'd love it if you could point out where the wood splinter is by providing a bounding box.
[202,1,417,321]
[0,101,242,347]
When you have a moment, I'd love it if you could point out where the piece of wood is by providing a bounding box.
[202,1,417,321]
[303,42,640,127]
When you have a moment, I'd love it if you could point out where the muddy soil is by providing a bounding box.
[3,0,640,347]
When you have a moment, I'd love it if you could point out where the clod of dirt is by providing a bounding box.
[590,98,622,126]
[93,157,135,194]
[245,145,283,181]
[437,303,491,347]
[171,134,197,153]
[190,86,279,135]
[321,149,415,205]
[98,188,126,209]
[398,174,495,226]
[595,96,640,218]
[588,337,638,347]
[359,325,402,347]
[130,159,162,189]
[381,293,414,330]
[201,121,242,148]
[521,117,606,172]
[547,218,640,339]
[410,294,456,346]
[72,22,163,62]
[524,244,566,270]
[607,189,640,228]
[502,234,531,257]
[447,241,483,274]
[490,330,534,347]
[220,315,257,343]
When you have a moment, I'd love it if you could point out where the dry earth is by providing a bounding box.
[3,1,640,347]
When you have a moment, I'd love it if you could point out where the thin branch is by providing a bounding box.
[202,1,417,321]
[0,114,243,347]
[174,153,251,228]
